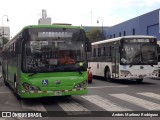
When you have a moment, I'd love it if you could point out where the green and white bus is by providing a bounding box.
[2,24,91,98]
[89,35,159,82]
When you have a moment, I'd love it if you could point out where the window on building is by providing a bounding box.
[93,48,96,57]
[133,28,135,35]
[123,31,126,36]
[119,32,121,37]
[114,34,115,38]
[103,47,106,56]
[98,48,101,56]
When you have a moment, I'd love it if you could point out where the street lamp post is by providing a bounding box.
[2,15,9,47]
[97,17,103,39]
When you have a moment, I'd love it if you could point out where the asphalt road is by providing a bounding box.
[0,76,160,120]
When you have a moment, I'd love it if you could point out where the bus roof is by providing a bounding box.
[92,35,156,45]
[23,24,83,29]
[4,24,83,48]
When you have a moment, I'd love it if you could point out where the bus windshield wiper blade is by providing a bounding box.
[76,68,83,75]
[68,67,83,75]
[28,72,38,77]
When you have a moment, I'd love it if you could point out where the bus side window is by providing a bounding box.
[158,55,160,62]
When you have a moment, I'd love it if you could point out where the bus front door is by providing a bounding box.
[111,46,119,79]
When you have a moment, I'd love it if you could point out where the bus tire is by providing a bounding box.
[14,81,21,100]
[105,68,111,82]
[4,78,8,86]
[3,73,9,86]
[136,79,143,83]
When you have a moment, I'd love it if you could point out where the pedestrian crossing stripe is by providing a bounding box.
[19,92,160,113]
[137,92,160,100]
[57,99,89,111]
[57,98,91,115]
[109,93,160,110]
[82,95,132,111]
[21,100,47,112]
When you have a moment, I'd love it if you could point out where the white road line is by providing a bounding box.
[57,99,90,115]
[88,85,129,89]
[21,100,47,112]
[137,92,160,100]
[82,95,132,111]
[110,93,160,110]
[58,99,89,111]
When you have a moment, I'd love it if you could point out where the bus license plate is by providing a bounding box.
[55,91,62,96]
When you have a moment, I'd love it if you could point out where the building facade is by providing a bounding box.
[38,9,52,25]
[84,9,160,41]
[107,9,160,40]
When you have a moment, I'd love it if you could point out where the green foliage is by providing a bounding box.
[3,37,9,45]
[86,28,102,42]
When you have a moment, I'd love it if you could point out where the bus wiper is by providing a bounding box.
[74,63,83,75]
[28,72,38,77]
[76,68,83,75]
[69,67,83,75]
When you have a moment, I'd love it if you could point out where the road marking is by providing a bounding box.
[21,100,47,112]
[137,92,160,100]
[82,95,132,111]
[110,93,160,110]
[88,85,129,89]
[57,99,90,115]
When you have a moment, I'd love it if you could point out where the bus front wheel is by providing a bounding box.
[14,81,21,100]
[3,74,8,86]
[105,69,111,82]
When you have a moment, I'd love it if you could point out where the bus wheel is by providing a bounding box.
[14,81,21,100]
[136,79,143,83]
[3,74,8,86]
[105,69,111,82]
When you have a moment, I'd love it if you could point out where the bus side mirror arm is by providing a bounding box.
[15,40,21,54]
[85,38,91,52]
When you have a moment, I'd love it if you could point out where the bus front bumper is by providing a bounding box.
[19,88,88,98]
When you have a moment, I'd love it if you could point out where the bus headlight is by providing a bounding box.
[152,69,159,76]
[74,81,87,89]
[22,83,40,91]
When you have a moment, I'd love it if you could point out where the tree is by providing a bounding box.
[2,37,9,45]
[86,28,102,42]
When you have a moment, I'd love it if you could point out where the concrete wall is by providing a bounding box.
[107,9,160,40]
[84,9,160,41]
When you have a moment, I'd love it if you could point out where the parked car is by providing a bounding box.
[88,69,92,83]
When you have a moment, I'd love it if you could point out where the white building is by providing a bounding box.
[38,18,51,25]
[38,9,52,25]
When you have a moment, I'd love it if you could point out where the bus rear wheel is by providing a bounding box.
[105,69,111,82]
[3,74,9,86]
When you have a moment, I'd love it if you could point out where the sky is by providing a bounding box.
[0,0,160,38]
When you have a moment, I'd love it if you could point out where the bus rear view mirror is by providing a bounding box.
[15,41,21,54]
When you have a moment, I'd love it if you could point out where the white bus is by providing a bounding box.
[89,35,159,82]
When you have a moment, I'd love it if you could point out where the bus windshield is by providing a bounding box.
[22,28,86,73]
[121,44,157,65]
